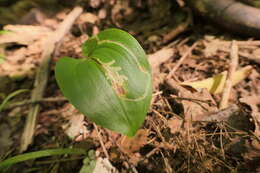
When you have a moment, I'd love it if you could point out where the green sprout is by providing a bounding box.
[55,28,152,137]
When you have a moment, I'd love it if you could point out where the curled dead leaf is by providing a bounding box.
[181,66,253,94]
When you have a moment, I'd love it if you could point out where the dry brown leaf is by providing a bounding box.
[78,13,99,24]
[128,153,142,166]
[251,140,260,150]
[0,30,85,80]
[202,159,213,172]
[149,48,175,89]
[118,129,148,154]
[181,88,218,121]
[0,25,54,79]
[90,0,102,8]
[0,41,42,78]
[98,9,107,19]
[111,0,132,27]
[236,69,260,98]
[0,25,51,45]
[178,44,189,56]
[0,47,38,78]
[60,104,88,139]
[240,95,260,136]
[166,79,218,121]
[203,35,229,57]
[167,117,183,134]
[248,69,260,95]
[92,157,118,173]
[252,48,260,63]
[148,48,175,71]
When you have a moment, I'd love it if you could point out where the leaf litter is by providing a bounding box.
[0,1,260,173]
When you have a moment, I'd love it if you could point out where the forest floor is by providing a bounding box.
[0,1,259,173]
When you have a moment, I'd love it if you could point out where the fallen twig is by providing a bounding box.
[20,7,83,152]
[94,124,110,159]
[3,97,67,110]
[219,47,260,64]
[165,78,187,94]
[228,40,260,46]
[219,41,239,109]
[200,104,239,122]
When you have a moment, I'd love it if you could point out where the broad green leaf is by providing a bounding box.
[55,28,152,137]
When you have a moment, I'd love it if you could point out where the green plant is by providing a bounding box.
[0,148,86,171]
[0,89,28,112]
[55,28,152,136]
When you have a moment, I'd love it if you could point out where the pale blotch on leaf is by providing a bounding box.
[99,59,128,96]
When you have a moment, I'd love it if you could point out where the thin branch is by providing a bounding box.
[200,104,239,122]
[219,47,260,64]
[4,97,67,110]
[94,124,110,159]
[219,41,239,109]
[166,41,198,79]
[20,7,83,152]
